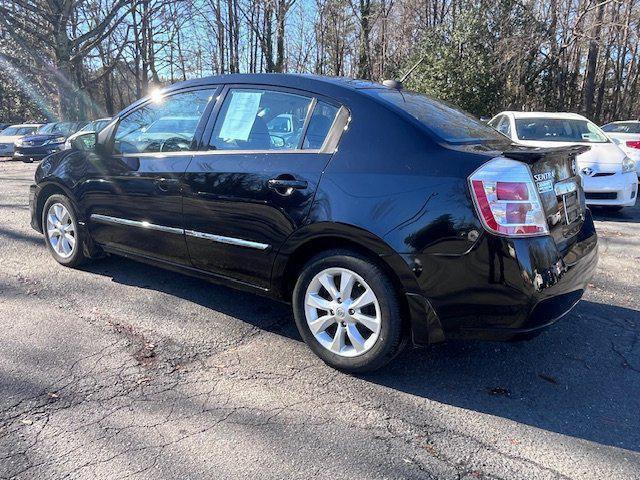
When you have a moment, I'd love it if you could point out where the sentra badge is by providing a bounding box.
[534,171,554,194]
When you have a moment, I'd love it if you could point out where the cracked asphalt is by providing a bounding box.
[1,159,639,479]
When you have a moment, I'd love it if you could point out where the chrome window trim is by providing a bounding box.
[192,149,322,156]
[89,214,270,250]
[184,230,270,250]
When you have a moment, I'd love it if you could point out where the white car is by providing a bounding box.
[63,117,112,150]
[601,120,640,177]
[0,123,42,157]
[488,111,638,209]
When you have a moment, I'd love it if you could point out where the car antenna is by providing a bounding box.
[382,57,425,90]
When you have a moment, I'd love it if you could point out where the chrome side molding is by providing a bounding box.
[90,214,183,235]
[184,230,269,250]
[89,214,270,250]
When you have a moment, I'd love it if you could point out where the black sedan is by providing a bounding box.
[15,122,83,162]
[28,74,598,372]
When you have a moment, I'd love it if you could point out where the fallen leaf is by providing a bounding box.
[538,373,559,385]
[488,387,511,397]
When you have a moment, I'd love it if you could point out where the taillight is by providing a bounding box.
[469,157,549,237]
[626,140,640,149]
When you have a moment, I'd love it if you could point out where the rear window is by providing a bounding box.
[367,89,505,144]
[601,122,640,134]
[515,117,609,143]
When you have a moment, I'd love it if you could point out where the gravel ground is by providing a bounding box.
[1,159,639,480]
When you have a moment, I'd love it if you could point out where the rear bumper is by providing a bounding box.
[582,171,638,206]
[404,210,598,345]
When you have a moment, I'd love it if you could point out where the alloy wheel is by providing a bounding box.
[304,267,381,357]
[46,203,76,258]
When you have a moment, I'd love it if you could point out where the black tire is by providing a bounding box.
[292,249,405,373]
[41,194,87,268]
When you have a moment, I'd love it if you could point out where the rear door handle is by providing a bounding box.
[155,178,179,193]
[267,178,309,195]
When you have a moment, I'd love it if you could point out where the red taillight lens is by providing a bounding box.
[469,158,549,237]
[626,140,640,149]
[496,182,529,200]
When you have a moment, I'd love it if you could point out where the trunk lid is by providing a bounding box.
[503,145,589,248]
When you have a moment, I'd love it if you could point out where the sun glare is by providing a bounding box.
[149,89,164,104]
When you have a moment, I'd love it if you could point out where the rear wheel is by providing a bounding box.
[292,249,405,373]
[42,194,87,267]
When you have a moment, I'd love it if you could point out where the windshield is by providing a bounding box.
[367,89,506,144]
[80,119,110,133]
[1,126,38,136]
[515,117,609,143]
[37,122,78,135]
[601,122,640,134]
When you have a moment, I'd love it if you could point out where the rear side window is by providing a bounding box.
[211,89,313,151]
[114,89,215,154]
[368,89,505,144]
[210,89,342,152]
[601,122,640,134]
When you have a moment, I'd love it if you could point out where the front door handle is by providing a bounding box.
[267,176,308,195]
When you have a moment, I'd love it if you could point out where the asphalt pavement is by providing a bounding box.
[1,159,639,479]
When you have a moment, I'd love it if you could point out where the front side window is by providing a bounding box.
[515,118,609,143]
[114,89,215,154]
[210,88,314,151]
[601,122,640,134]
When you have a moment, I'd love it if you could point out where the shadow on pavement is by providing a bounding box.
[366,300,640,452]
[80,254,640,453]
[591,204,640,223]
[80,255,299,341]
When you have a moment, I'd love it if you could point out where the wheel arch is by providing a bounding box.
[34,181,76,232]
[272,223,420,300]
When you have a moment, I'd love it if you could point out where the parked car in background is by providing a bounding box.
[29,74,598,372]
[64,118,112,150]
[0,124,42,157]
[0,123,11,132]
[489,111,637,210]
[15,122,83,163]
[601,120,640,177]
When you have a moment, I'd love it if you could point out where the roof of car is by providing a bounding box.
[500,111,588,120]
[9,123,43,128]
[603,120,640,124]
[160,74,388,99]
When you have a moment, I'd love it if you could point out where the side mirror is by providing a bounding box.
[71,132,97,151]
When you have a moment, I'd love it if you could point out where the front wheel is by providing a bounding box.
[42,194,87,267]
[292,250,405,373]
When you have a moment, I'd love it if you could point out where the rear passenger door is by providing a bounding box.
[182,85,348,289]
